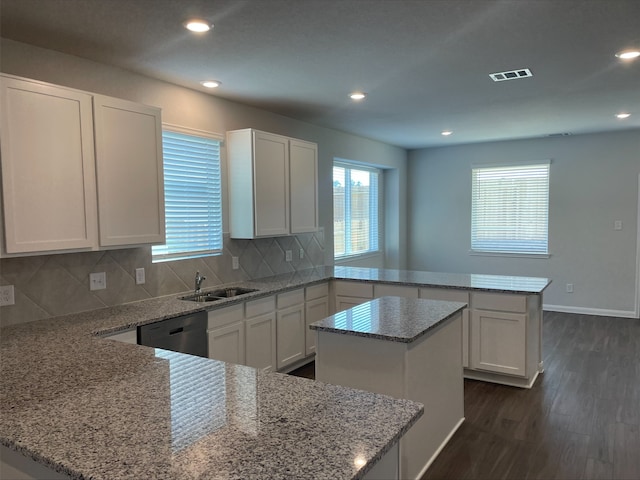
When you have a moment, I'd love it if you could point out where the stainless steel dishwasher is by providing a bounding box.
[137,311,208,358]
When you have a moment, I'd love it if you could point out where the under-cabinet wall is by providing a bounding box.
[0,232,326,327]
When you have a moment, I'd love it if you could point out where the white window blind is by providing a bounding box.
[333,163,380,258]
[471,162,550,255]
[152,127,222,262]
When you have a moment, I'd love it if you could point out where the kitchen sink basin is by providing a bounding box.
[180,287,259,303]
[209,287,259,298]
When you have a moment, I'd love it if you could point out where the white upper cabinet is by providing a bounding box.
[0,75,165,256]
[93,95,165,246]
[227,128,318,239]
[289,139,318,234]
[0,75,98,254]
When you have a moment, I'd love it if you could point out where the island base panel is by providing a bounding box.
[315,313,464,480]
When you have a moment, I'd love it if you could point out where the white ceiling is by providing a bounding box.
[1,0,639,149]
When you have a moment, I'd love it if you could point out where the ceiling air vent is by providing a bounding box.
[489,68,533,82]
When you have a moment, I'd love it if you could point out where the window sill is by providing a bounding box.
[468,250,550,259]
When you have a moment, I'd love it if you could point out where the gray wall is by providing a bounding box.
[407,130,640,317]
[0,39,407,325]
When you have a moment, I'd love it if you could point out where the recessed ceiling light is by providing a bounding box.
[184,19,212,33]
[201,80,221,88]
[615,50,640,60]
[349,92,367,100]
[616,112,631,119]
[441,130,453,136]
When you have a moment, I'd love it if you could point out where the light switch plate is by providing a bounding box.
[135,268,145,285]
[285,250,292,262]
[90,272,106,291]
[232,257,239,270]
[0,285,15,306]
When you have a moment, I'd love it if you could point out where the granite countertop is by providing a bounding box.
[0,308,422,480]
[310,296,467,343]
[330,266,551,294]
[0,265,549,479]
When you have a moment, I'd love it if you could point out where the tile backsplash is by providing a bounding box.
[0,232,325,327]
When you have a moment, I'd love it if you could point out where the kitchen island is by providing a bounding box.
[311,296,467,480]
[0,302,422,480]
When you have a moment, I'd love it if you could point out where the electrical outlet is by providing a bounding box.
[90,272,107,291]
[0,285,15,306]
[232,256,239,270]
[614,220,622,230]
[285,250,292,262]
[299,248,304,259]
[566,283,574,293]
[135,268,145,285]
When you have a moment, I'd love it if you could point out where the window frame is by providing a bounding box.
[152,124,224,263]
[470,161,551,258]
[333,160,383,260]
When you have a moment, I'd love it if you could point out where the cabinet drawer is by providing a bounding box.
[471,292,527,313]
[245,295,276,318]
[277,288,305,309]
[207,303,244,329]
[374,283,418,298]
[306,282,329,301]
[333,281,373,299]
[419,287,469,303]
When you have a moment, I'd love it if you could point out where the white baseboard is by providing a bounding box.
[543,303,639,319]
[414,416,465,480]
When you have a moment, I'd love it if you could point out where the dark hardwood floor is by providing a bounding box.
[290,311,640,480]
[424,311,640,480]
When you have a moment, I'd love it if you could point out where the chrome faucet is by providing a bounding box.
[194,271,206,293]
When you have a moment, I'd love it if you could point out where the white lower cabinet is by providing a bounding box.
[333,280,373,313]
[244,296,277,372]
[470,309,527,376]
[245,314,277,372]
[305,283,330,355]
[276,289,306,370]
[208,322,245,365]
[207,304,245,365]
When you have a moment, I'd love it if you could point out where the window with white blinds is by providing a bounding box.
[333,163,381,258]
[152,126,223,262]
[471,162,550,255]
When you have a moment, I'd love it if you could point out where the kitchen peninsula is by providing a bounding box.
[0,300,422,480]
[0,266,549,479]
[312,296,467,480]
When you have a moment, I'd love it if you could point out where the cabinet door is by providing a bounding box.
[470,310,526,376]
[208,321,245,365]
[0,76,98,253]
[93,95,165,246]
[289,139,318,233]
[276,304,305,369]
[245,312,277,372]
[253,131,289,237]
[305,296,329,355]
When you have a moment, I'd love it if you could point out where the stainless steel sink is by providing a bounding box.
[180,287,259,303]
[210,287,259,298]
